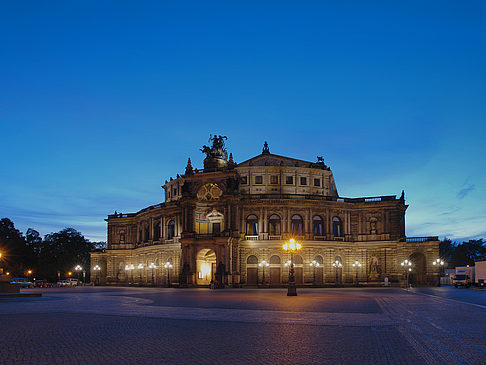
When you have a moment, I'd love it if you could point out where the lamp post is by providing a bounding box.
[93,265,101,285]
[310,260,320,286]
[332,260,342,286]
[401,259,412,289]
[282,238,302,296]
[352,260,362,286]
[148,262,156,285]
[432,258,445,286]
[164,262,173,287]
[27,269,33,282]
[125,264,134,284]
[74,265,82,283]
[137,263,144,284]
[258,260,269,285]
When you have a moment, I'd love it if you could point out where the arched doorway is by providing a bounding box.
[269,255,281,285]
[246,255,258,285]
[294,255,304,285]
[196,249,216,285]
[409,252,426,286]
[333,256,343,284]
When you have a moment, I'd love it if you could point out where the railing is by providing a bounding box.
[314,236,327,240]
[405,236,439,242]
[268,235,282,240]
[245,235,259,241]
[240,194,398,203]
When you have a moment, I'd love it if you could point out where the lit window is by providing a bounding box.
[246,215,258,235]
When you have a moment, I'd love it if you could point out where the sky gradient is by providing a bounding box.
[1,1,485,242]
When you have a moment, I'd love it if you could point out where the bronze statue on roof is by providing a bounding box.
[201,134,228,160]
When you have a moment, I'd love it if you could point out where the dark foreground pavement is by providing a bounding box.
[1,287,485,364]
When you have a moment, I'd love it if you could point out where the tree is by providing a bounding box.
[0,218,30,276]
[38,228,94,282]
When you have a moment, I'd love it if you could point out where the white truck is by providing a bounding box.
[475,260,486,288]
[453,266,475,288]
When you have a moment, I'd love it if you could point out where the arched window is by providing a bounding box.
[154,222,161,240]
[247,255,258,265]
[291,215,303,236]
[269,214,281,235]
[270,255,281,264]
[294,255,303,265]
[313,215,323,236]
[332,217,342,237]
[246,215,259,235]
[167,220,175,239]
[314,255,323,265]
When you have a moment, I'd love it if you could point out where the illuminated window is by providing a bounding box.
[333,217,343,237]
[255,176,263,184]
[269,214,281,235]
[286,176,293,185]
[291,215,303,235]
[313,215,323,236]
[246,215,258,235]
[270,175,278,184]
[168,220,175,239]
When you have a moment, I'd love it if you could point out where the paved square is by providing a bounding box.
[1,287,485,364]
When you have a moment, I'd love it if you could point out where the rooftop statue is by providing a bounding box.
[201,134,228,160]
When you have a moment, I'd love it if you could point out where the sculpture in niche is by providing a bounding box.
[369,256,382,274]
[201,134,228,160]
[370,218,377,235]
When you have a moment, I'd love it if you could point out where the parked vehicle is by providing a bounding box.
[65,278,80,286]
[475,260,486,288]
[57,280,67,287]
[453,266,475,288]
[10,278,33,288]
[34,280,53,288]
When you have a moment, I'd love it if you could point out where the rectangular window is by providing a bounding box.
[300,177,307,185]
[173,188,177,196]
[270,175,278,184]
[255,176,263,184]
[213,223,221,233]
[241,176,248,184]
[314,178,320,187]
[286,176,294,185]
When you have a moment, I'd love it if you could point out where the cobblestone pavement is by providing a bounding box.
[1,287,485,364]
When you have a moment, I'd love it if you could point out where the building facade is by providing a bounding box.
[91,136,440,287]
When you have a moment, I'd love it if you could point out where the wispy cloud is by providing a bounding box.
[457,184,475,200]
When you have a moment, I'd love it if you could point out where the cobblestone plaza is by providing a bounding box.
[1,287,485,364]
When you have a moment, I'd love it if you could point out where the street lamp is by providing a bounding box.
[148,262,156,285]
[258,260,269,285]
[164,261,173,287]
[137,263,144,284]
[332,260,342,286]
[282,238,302,296]
[27,269,33,282]
[310,260,320,286]
[432,258,445,286]
[74,265,83,283]
[352,260,362,286]
[401,259,412,289]
[93,265,101,285]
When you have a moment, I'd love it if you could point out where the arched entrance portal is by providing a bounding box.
[196,249,216,285]
[410,252,426,286]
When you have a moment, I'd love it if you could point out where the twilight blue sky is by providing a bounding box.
[1,1,485,242]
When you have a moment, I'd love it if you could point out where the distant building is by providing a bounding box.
[91,136,439,286]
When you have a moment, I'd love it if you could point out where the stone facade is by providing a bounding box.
[91,137,439,287]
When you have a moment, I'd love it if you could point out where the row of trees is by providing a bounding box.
[439,238,486,268]
[0,218,105,282]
